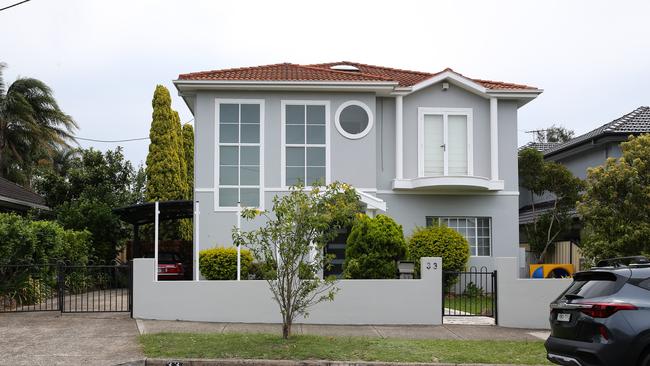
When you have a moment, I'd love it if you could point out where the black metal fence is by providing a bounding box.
[442,267,497,322]
[0,263,131,314]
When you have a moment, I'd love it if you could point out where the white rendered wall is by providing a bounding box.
[133,257,442,325]
[496,257,571,329]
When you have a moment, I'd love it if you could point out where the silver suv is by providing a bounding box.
[546,256,650,366]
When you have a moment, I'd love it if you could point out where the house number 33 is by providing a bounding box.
[426,262,438,270]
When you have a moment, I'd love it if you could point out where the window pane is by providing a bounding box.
[240,104,260,124]
[241,124,260,143]
[286,147,305,166]
[306,125,326,144]
[240,166,260,185]
[219,166,238,185]
[220,104,239,123]
[220,124,238,143]
[448,114,468,175]
[286,167,305,186]
[306,147,325,166]
[286,105,305,124]
[240,146,259,166]
[424,114,444,175]
[219,188,238,207]
[220,146,238,166]
[306,167,326,185]
[339,105,369,134]
[286,125,305,144]
[240,188,260,207]
[307,105,326,125]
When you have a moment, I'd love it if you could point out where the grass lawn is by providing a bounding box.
[445,295,494,315]
[140,332,551,365]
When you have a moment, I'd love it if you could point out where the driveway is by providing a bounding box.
[0,312,143,366]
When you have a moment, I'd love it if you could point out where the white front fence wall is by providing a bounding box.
[133,257,442,325]
[496,257,572,329]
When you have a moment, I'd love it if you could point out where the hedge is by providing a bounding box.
[408,225,470,286]
[0,213,92,306]
[199,246,254,280]
[343,214,408,279]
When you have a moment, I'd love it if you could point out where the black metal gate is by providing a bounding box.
[442,267,497,322]
[1,263,132,314]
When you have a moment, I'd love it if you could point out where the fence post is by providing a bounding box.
[57,263,64,313]
[493,270,498,325]
[129,260,134,318]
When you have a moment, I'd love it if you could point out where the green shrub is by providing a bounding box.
[408,225,470,285]
[343,214,408,279]
[0,213,92,302]
[199,246,254,280]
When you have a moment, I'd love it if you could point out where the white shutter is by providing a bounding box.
[423,114,444,175]
[447,114,468,175]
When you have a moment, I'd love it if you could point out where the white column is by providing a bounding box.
[153,201,159,281]
[395,95,404,180]
[490,97,499,181]
[236,202,241,281]
[194,200,200,281]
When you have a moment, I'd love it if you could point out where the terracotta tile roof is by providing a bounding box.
[178,63,394,83]
[544,106,650,157]
[306,61,435,87]
[178,61,538,90]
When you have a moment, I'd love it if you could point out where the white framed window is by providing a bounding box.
[281,100,330,187]
[426,216,491,257]
[334,100,373,139]
[418,108,473,177]
[215,99,264,210]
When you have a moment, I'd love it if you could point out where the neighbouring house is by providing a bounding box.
[519,106,650,271]
[173,61,542,273]
[0,176,49,213]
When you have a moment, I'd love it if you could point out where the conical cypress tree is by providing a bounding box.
[182,123,194,196]
[145,85,187,202]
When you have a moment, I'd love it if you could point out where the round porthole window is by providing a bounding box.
[335,101,373,139]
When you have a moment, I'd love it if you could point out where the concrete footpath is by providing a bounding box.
[137,319,550,341]
[0,312,143,366]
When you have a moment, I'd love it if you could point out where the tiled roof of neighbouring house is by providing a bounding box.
[178,61,538,90]
[0,177,48,209]
[544,106,650,157]
[518,141,560,152]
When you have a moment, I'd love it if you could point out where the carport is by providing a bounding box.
[113,200,198,280]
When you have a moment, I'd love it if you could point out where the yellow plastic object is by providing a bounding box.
[530,263,574,278]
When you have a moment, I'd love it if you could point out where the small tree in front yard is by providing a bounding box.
[234,182,361,339]
[519,148,583,262]
[578,134,650,263]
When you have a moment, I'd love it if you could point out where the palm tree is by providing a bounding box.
[0,62,78,185]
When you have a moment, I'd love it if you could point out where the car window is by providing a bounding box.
[564,272,619,299]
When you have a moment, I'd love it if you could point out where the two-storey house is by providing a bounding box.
[173,62,542,271]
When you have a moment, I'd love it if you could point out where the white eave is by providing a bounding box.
[173,79,398,94]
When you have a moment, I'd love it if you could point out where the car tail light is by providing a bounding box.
[577,302,637,318]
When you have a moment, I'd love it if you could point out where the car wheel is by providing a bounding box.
[640,350,650,366]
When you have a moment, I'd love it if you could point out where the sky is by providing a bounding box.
[2,0,649,166]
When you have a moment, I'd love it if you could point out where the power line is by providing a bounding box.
[74,118,194,143]
[76,136,149,143]
[0,0,31,12]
